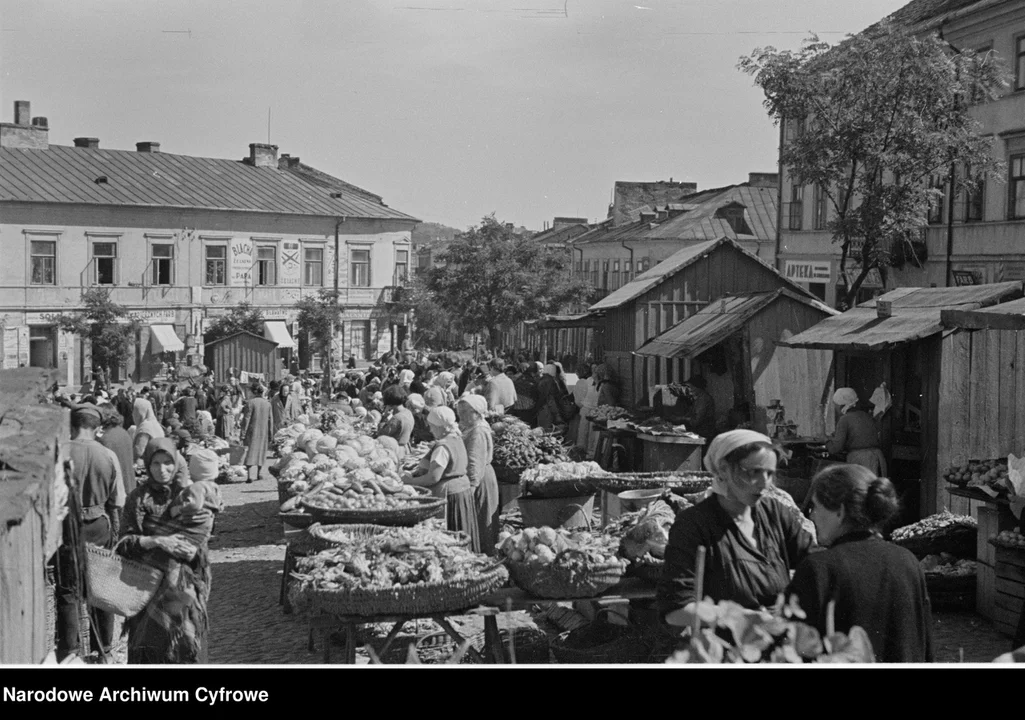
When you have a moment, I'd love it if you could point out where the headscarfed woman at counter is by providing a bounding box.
[657,429,816,631]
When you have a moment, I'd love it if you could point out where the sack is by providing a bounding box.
[85,540,164,618]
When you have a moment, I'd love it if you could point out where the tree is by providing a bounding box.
[204,301,265,344]
[394,271,464,349]
[294,289,343,389]
[739,23,1008,308]
[426,214,591,349]
[54,288,139,380]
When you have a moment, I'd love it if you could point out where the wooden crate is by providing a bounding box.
[993,547,1025,638]
[975,504,1018,621]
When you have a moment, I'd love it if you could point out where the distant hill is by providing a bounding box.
[412,222,461,250]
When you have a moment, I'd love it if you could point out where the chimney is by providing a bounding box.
[74,137,100,149]
[748,172,779,188]
[31,117,48,129]
[136,141,160,153]
[639,210,657,223]
[655,208,669,222]
[278,154,301,170]
[14,101,30,125]
[248,143,278,168]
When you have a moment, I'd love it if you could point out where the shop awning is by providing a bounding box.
[149,324,184,353]
[533,313,603,329]
[635,293,778,359]
[263,321,295,349]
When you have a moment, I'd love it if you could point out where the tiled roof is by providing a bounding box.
[642,185,777,241]
[864,0,992,34]
[532,223,592,246]
[0,145,419,221]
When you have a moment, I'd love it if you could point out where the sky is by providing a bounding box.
[0,0,908,231]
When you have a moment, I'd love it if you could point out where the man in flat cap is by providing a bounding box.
[55,404,124,663]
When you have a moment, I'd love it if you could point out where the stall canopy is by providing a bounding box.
[635,289,835,359]
[777,282,1024,352]
[263,321,295,349]
[941,296,1025,331]
[530,313,604,330]
[149,325,184,353]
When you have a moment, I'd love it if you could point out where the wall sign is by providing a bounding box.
[784,261,831,282]
[280,241,301,286]
[230,238,254,286]
[952,270,980,286]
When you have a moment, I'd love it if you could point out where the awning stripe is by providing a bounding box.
[149,324,184,353]
[264,321,295,349]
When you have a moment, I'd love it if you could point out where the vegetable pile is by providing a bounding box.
[890,511,977,543]
[218,464,249,484]
[919,554,976,576]
[497,527,623,569]
[890,511,977,559]
[313,518,466,549]
[585,405,631,423]
[490,415,570,468]
[945,459,1010,493]
[519,461,608,498]
[992,528,1025,549]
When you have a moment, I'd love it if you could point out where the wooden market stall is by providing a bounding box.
[588,237,828,414]
[203,330,282,386]
[777,282,1024,528]
[0,368,69,664]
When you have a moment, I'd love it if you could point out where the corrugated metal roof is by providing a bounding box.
[635,289,837,359]
[643,185,777,241]
[779,282,1024,351]
[589,237,820,312]
[865,0,989,34]
[0,145,419,221]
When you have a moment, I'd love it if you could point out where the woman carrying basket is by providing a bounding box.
[118,439,222,664]
[657,430,815,634]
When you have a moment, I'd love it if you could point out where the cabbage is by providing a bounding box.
[297,428,324,454]
[316,436,339,454]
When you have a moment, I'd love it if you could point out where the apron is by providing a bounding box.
[846,448,887,477]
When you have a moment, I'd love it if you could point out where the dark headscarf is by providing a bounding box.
[142,436,191,489]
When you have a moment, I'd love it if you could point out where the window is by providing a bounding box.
[787,184,803,231]
[574,261,583,275]
[256,245,276,286]
[624,260,632,281]
[151,244,173,285]
[602,260,610,289]
[30,241,56,285]
[92,241,117,285]
[928,175,946,224]
[394,249,409,285]
[350,248,370,287]
[1010,155,1025,219]
[1016,35,1025,91]
[813,184,829,230]
[964,169,984,223]
[612,260,620,287]
[205,245,226,285]
[304,247,324,286]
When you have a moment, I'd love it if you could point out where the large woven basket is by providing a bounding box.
[520,476,602,500]
[592,471,713,496]
[300,488,445,527]
[507,557,628,599]
[85,544,164,618]
[470,627,552,664]
[629,556,665,586]
[279,511,315,529]
[495,465,527,485]
[290,563,509,617]
[550,621,652,664]
[891,525,976,560]
[306,523,471,552]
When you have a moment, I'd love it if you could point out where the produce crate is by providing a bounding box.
[992,547,1025,638]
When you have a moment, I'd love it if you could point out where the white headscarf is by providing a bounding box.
[703,429,775,497]
[543,364,557,377]
[832,388,860,415]
[427,406,460,434]
[132,397,164,441]
[398,369,415,386]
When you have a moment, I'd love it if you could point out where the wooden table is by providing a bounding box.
[304,579,658,664]
[636,433,705,473]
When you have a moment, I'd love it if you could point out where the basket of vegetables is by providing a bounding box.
[591,471,713,496]
[307,520,470,552]
[490,416,570,478]
[301,486,446,527]
[889,511,977,560]
[519,462,608,499]
[288,531,509,617]
[497,528,628,599]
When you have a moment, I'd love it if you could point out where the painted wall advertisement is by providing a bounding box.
[783,261,831,283]
[3,327,19,369]
[280,241,301,286]
[230,238,254,286]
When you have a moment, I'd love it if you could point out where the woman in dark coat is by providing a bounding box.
[376,385,414,454]
[788,464,933,663]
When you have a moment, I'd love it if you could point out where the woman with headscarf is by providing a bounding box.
[425,371,456,408]
[377,385,414,454]
[826,388,886,476]
[657,429,815,632]
[132,397,166,463]
[592,363,618,407]
[214,386,234,441]
[270,382,301,435]
[571,364,598,451]
[456,395,500,555]
[402,406,480,547]
[397,368,416,392]
[406,393,433,445]
[118,438,220,664]
[536,363,567,431]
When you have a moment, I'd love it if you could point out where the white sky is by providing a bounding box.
[0,0,907,230]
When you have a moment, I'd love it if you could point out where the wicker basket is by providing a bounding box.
[892,525,977,560]
[629,556,665,586]
[507,557,628,599]
[470,627,552,664]
[85,544,164,618]
[308,523,470,551]
[279,511,315,529]
[520,476,602,500]
[289,563,509,618]
[592,471,713,496]
[278,479,297,506]
[550,621,652,664]
[495,465,527,485]
[300,489,445,527]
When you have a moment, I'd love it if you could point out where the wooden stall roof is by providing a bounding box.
[779,282,1024,351]
[634,288,838,359]
[203,329,279,349]
[588,237,819,312]
[941,296,1025,331]
[529,313,604,329]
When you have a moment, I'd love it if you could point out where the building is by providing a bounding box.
[572,174,779,303]
[0,101,419,386]
[777,0,1025,307]
[607,179,698,226]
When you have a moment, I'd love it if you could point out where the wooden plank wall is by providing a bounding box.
[0,476,48,664]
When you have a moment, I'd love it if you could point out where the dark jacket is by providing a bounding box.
[787,531,934,663]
